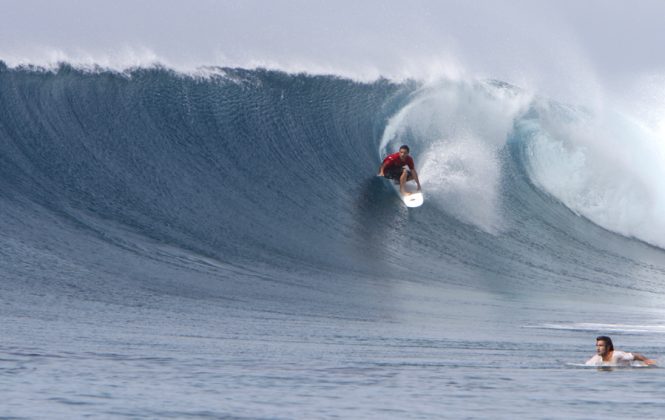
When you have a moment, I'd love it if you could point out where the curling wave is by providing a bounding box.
[2,62,665,300]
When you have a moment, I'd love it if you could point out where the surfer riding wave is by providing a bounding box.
[378,145,421,196]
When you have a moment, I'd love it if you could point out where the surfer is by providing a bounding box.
[585,336,656,366]
[378,145,421,195]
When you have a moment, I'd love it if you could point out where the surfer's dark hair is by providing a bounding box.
[399,145,410,152]
[596,336,614,351]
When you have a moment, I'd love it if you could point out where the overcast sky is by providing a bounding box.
[2,0,665,103]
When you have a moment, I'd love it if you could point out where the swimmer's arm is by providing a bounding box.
[631,353,656,365]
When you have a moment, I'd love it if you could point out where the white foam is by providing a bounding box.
[0,47,164,73]
[618,73,665,142]
[0,47,456,84]
[380,79,531,233]
[523,97,665,249]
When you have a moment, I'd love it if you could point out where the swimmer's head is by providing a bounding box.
[596,336,614,356]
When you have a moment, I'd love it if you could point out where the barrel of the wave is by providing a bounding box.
[378,145,424,208]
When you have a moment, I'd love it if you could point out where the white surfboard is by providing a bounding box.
[565,362,656,369]
[383,177,423,208]
[403,193,423,207]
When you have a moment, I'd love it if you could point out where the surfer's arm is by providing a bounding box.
[412,168,421,190]
[631,353,656,365]
[378,162,387,176]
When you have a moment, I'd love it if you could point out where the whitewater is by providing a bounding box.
[2,62,665,419]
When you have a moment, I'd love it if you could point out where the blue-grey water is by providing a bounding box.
[1,63,665,419]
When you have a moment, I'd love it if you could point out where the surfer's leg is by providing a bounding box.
[399,168,410,195]
[386,167,400,184]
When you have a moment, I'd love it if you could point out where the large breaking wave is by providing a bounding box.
[2,62,665,299]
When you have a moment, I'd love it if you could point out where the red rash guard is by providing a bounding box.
[382,152,414,170]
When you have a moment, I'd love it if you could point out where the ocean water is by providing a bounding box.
[1,63,665,419]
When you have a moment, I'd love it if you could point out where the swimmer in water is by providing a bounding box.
[585,336,656,366]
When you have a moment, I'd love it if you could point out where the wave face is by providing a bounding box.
[0,65,411,274]
[2,63,665,300]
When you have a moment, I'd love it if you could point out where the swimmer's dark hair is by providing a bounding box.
[596,336,614,351]
[399,145,410,152]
